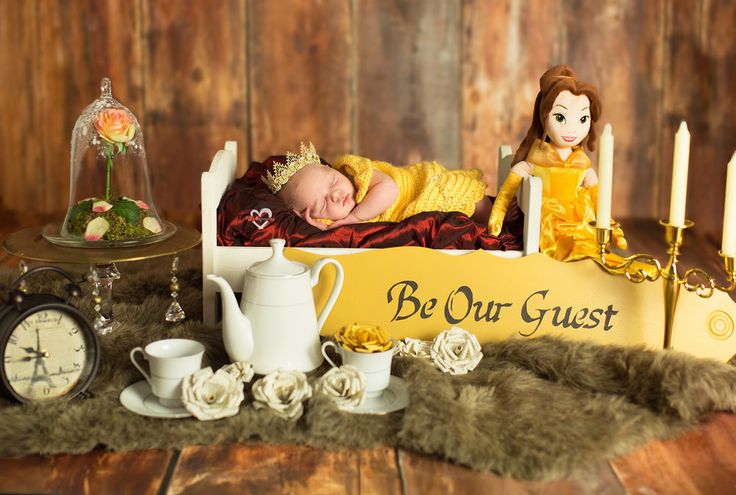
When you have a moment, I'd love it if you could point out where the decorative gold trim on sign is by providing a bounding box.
[707,310,734,340]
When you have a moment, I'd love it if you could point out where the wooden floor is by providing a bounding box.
[1,215,735,495]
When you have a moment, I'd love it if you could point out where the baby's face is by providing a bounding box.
[279,163,356,221]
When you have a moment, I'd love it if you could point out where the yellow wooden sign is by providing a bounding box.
[286,247,736,362]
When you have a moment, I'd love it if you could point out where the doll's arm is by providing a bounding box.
[583,168,627,248]
[583,168,598,187]
[487,161,532,235]
[584,168,599,211]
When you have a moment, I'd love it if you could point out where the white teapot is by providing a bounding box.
[207,239,344,375]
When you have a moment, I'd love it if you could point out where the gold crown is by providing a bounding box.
[262,141,321,193]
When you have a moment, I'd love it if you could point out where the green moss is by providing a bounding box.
[67,197,154,241]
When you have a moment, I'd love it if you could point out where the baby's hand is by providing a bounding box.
[328,213,361,229]
[297,208,329,231]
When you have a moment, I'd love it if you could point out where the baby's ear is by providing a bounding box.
[292,208,305,219]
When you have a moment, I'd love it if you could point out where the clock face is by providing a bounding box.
[2,308,88,401]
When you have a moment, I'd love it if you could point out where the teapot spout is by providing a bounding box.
[206,274,254,363]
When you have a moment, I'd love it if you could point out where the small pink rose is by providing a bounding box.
[135,200,150,210]
[92,200,112,212]
[84,217,109,241]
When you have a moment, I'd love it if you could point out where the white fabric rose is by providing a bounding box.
[181,367,244,420]
[430,327,482,375]
[252,369,312,420]
[221,361,255,384]
[315,365,366,409]
[396,337,432,359]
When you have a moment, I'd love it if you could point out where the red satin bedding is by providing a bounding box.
[217,158,524,250]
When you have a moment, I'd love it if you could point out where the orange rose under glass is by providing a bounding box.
[47,77,171,247]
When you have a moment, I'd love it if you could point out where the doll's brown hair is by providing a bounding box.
[512,65,602,164]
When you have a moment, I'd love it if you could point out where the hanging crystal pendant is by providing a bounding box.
[165,256,186,323]
[88,264,118,335]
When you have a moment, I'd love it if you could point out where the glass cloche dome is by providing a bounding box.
[44,77,174,247]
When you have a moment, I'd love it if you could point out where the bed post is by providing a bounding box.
[201,141,238,325]
[497,145,541,256]
[521,176,542,256]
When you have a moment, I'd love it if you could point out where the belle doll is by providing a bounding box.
[488,65,626,261]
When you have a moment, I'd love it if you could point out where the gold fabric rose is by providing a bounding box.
[335,323,392,353]
[252,370,312,421]
[95,108,136,145]
[181,367,244,421]
[396,337,432,358]
[315,365,366,409]
[430,327,482,375]
[221,362,255,384]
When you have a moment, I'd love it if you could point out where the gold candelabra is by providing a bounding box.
[589,220,736,350]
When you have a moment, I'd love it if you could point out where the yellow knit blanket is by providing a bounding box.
[331,155,486,222]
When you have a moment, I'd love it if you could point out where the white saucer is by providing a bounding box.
[341,376,410,415]
[119,380,192,419]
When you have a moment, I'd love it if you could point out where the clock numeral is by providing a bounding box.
[3,355,11,364]
[21,320,31,330]
[68,327,79,336]
[73,362,81,371]
[75,344,86,352]
[43,386,51,396]
[8,335,18,346]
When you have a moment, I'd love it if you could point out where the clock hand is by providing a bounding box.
[5,356,33,363]
[27,328,54,395]
[21,346,44,356]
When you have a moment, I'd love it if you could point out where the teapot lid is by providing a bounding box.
[249,239,308,277]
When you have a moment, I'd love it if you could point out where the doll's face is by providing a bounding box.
[545,90,591,148]
[279,163,356,221]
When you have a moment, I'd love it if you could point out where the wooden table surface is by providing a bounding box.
[1,216,735,495]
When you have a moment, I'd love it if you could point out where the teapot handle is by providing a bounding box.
[310,258,344,332]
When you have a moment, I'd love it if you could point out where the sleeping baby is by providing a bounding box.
[262,142,494,231]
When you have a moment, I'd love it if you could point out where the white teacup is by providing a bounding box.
[130,338,205,407]
[321,340,395,398]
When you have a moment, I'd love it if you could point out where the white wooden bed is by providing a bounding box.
[201,141,542,325]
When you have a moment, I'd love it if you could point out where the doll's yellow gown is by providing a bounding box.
[526,139,603,261]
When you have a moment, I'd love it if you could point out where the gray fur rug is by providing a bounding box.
[1,255,736,481]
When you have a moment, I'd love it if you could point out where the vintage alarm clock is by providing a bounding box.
[0,266,100,403]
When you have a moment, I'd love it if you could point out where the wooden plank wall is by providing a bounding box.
[1,0,734,238]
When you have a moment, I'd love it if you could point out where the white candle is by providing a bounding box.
[668,122,691,226]
[722,152,736,256]
[596,123,614,228]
